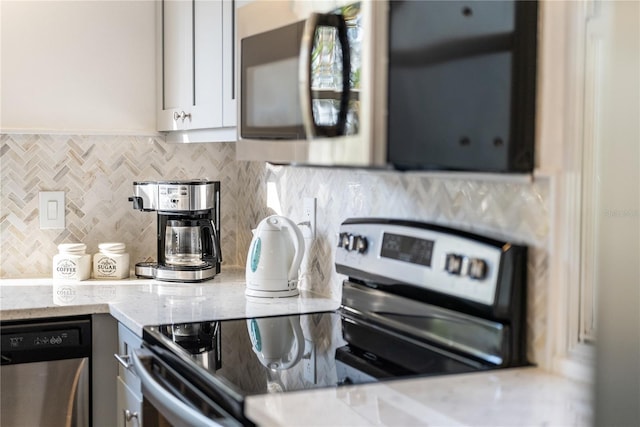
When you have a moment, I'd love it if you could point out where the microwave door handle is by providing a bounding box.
[131,349,223,427]
[299,13,350,139]
[334,13,350,137]
[299,13,317,139]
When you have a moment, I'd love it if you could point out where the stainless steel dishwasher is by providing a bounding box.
[1,316,91,427]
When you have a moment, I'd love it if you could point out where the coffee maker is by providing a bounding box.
[129,180,222,282]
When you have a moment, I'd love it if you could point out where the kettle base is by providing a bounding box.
[245,287,299,298]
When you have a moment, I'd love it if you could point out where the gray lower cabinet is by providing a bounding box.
[117,377,142,427]
[93,314,119,427]
[117,323,143,427]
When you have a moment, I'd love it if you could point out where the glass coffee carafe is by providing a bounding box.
[164,219,214,267]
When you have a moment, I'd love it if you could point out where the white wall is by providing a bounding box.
[593,0,640,424]
[0,1,156,133]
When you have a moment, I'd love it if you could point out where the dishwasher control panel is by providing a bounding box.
[2,329,81,351]
[1,317,91,364]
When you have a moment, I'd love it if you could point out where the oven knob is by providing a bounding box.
[337,233,349,249]
[468,258,488,280]
[355,236,368,254]
[445,254,464,275]
[347,234,357,252]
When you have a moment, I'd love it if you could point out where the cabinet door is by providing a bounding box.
[189,0,224,130]
[157,0,225,132]
[222,0,237,127]
[158,0,193,131]
[117,377,142,427]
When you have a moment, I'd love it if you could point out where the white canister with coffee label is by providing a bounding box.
[53,243,91,281]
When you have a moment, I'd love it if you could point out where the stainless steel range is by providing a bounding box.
[132,218,528,426]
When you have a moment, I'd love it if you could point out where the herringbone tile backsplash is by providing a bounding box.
[0,134,245,277]
[243,164,551,364]
[1,133,551,364]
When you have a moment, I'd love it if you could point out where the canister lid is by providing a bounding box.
[58,243,87,255]
[98,242,126,254]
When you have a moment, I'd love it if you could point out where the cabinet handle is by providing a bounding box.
[114,353,131,369]
[173,111,192,122]
[124,409,139,425]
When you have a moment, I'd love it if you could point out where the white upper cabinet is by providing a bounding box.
[157,0,237,142]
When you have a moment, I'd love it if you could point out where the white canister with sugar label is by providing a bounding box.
[93,242,130,279]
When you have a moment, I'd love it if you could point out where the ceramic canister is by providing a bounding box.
[53,243,91,281]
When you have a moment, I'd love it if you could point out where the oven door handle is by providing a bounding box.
[131,348,224,427]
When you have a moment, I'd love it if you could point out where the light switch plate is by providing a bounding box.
[39,191,65,229]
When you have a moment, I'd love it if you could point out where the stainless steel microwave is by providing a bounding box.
[236,0,538,173]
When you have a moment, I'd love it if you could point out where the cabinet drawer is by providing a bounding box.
[117,323,142,392]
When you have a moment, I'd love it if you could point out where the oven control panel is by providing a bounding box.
[335,220,512,306]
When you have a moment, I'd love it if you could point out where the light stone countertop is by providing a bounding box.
[246,367,592,426]
[0,267,339,335]
[0,267,593,426]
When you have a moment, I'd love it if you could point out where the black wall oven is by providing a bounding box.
[236,1,538,173]
[132,218,528,426]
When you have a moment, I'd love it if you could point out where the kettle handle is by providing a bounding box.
[270,215,305,282]
[277,316,305,370]
[288,315,305,366]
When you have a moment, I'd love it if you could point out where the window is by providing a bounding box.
[548,0,638,383]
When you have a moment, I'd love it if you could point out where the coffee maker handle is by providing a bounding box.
[201,219,222,263]
[210,220,222,263]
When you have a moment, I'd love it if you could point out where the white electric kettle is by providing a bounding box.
[247,316,304,370]
[245,215,305,298]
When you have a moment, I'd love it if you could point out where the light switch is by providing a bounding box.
[47,201,58,220]
[39,191,65,229]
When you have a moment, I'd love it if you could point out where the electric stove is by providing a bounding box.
[134,218,528,426]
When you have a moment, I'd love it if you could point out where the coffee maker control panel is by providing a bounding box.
[159,184,190,211]
[131,180,218,212]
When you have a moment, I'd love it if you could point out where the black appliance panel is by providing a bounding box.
[1,316,91,364]
[387,0,537,172]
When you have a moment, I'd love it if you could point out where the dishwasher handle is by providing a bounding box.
[131,348,227,427]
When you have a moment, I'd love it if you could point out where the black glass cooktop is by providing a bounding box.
[143,309,484,401]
